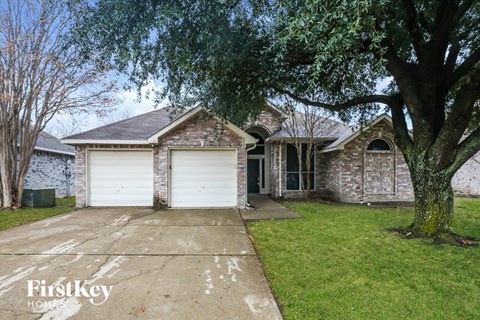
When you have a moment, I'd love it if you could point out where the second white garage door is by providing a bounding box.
[170,150,237,207]
[88,151,153,206]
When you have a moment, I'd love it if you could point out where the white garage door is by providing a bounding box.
[88,151,153,206]
[170,150,237,207]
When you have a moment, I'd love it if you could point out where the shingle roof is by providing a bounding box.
[36,131,75,155]
[269,111,353,140]
[63,108,174,141]
[321,114,392,152]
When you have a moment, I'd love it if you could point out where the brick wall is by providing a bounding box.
[74,112,248,208]
[245,107,283,135]
[331,120,414,202]
[270,142,286,197]
[25,150,75,198]
[313,120,415,202]
[453,152,480,196]
[158,113,247,207]
[316,150,343,201]
[75,146,86,207]
[315,124,480,201]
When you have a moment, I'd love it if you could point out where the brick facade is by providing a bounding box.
[75,146,86,207]
[245,107,283,135]
[453,152,480,196]
[270,142,286,197]
[74,112,248,208]
[156,113,247,208]
[314,120,414,202]
[245,106,284,196]
[72,109,480,208]
[25,150,75,198]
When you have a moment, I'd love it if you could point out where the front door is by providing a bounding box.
[247,159,260,193]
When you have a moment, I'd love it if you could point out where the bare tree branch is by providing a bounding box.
[0,0,117,207]
[277,99,337,198]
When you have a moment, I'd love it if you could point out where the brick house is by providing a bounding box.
[24,132,76,198]
[61,106,479,208]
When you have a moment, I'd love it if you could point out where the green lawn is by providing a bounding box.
[248,198,480,320]
[0,197,76,231]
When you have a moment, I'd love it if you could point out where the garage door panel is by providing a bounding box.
[171,185,235,192]
[170,150,237,208]
[171,182,236,189]
[88,151,153,206]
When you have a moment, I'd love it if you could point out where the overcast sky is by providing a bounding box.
[46,80,163,138]
[47,76,401,138]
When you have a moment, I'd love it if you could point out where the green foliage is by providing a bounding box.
[71,0,272,123]
[248,199,480,319]
[72,0,479,124]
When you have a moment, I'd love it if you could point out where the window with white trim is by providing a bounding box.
[286,144,315,191]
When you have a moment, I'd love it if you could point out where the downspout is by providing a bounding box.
[246,142,257,153]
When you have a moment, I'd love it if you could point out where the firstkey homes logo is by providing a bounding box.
[27,279,113,307]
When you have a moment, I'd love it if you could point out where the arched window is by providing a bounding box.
[367,139,391,151]
[248,133,265,155]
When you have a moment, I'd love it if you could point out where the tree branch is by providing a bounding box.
[448,126,480,176]
[390,96,414,158]
[273,87,394,111]
[431,75,480,170]
[448,48,480,88]
[444,41,460,76]
[453,0,475,25]
[431,1,459,45]
[400,0,426,61]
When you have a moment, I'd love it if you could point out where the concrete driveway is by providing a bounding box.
[0,208,282,320]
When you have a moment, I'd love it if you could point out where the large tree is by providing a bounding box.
[0,0,116,208]
[73,0,480,242]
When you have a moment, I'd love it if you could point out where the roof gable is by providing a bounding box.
[321,114,393,153]
[148,106,256,144]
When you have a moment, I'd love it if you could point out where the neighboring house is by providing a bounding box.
[61,106,480,208]
[25,132,76,198]
[452,152,480,197]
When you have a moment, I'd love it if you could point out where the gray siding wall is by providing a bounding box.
[25,150,76,198]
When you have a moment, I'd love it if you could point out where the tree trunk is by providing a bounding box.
[304,183,311,199]
[410,167,454,236]
[304,144,313,200]
[15,173,26,208]
[0,170,13,208]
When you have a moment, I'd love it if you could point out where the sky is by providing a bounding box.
[46,80,164,138]
[46,75,403,138]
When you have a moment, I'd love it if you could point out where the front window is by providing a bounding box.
[286,144,314,191]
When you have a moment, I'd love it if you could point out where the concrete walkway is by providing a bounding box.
[241,195,299,221]
[0,208,282,320]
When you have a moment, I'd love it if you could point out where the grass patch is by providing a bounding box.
[248,198,480,320]
[0,197,76,231]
